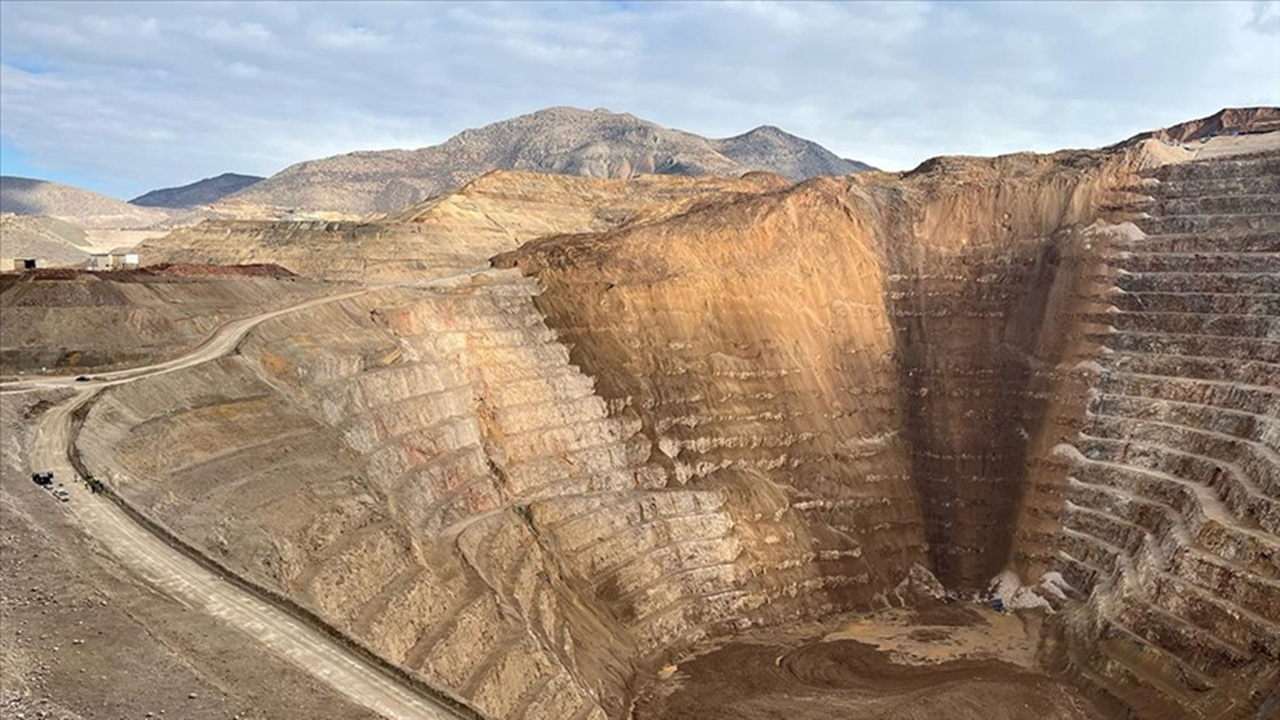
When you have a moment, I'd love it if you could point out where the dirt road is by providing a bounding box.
[1,288,370,395]
[6,276,494,719]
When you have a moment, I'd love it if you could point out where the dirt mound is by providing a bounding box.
[0,272,328,374]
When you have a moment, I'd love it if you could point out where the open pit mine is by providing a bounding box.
[2,108,1278,720]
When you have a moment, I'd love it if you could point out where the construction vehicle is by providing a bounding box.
[86,476,105,494]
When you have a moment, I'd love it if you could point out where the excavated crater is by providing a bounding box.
[61,130,1280,719]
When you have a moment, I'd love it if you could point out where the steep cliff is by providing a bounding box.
[497,147,1141,594]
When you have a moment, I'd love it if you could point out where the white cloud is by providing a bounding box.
[311,24,390,50]
[204,19,275,45]
[0,0,1276,198]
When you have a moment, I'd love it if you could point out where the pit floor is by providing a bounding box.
[632,604,1103,720]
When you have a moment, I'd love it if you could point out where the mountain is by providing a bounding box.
[130,172,264,208]
[0,176,182,229]
[711,125,873,178]
[220,107,874,215]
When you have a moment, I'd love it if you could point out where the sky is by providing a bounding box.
[0,1,1277,200]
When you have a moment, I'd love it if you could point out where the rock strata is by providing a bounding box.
[69,121,1280,718]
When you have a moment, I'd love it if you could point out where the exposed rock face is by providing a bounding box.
[130,173,265,208]
[1046,149,1280,715]
[498,149,1140,594]
[66,124,1279,718]
[76,272,671,718]
[219,107,871,215]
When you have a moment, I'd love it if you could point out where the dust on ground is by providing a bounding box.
[0,391,382,720]
[632,603,1103,720]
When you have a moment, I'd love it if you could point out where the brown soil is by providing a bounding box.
[633,628,1101,720]
[908,603,986,627]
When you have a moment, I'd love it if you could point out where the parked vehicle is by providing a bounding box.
[31,471,53,486]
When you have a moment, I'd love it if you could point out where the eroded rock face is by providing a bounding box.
[72,134,1279,718]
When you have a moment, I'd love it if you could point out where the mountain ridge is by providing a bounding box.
[219,106,875,215]
[130,172,264,208]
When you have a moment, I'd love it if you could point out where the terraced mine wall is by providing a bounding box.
[78,270,805,718]
[71,142,1280,718]
[1047,150,1280,716]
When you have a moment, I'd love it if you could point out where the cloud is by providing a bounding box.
[0,0,1276,198]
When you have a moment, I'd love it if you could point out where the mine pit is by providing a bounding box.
[3,116,1278,720]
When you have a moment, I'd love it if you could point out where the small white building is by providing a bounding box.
[87,253,141,271]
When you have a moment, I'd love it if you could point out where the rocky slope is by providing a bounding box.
[75,147,1141,719]
[219,107,871,215]
[130,173,264,209]
[496,148,1143,595]
[139,170,790,282]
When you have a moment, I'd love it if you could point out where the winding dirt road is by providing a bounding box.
[4,278,493,720]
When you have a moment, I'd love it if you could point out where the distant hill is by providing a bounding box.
[131,172,265,208]
[0,176,182,229]
[221,106,874,215]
